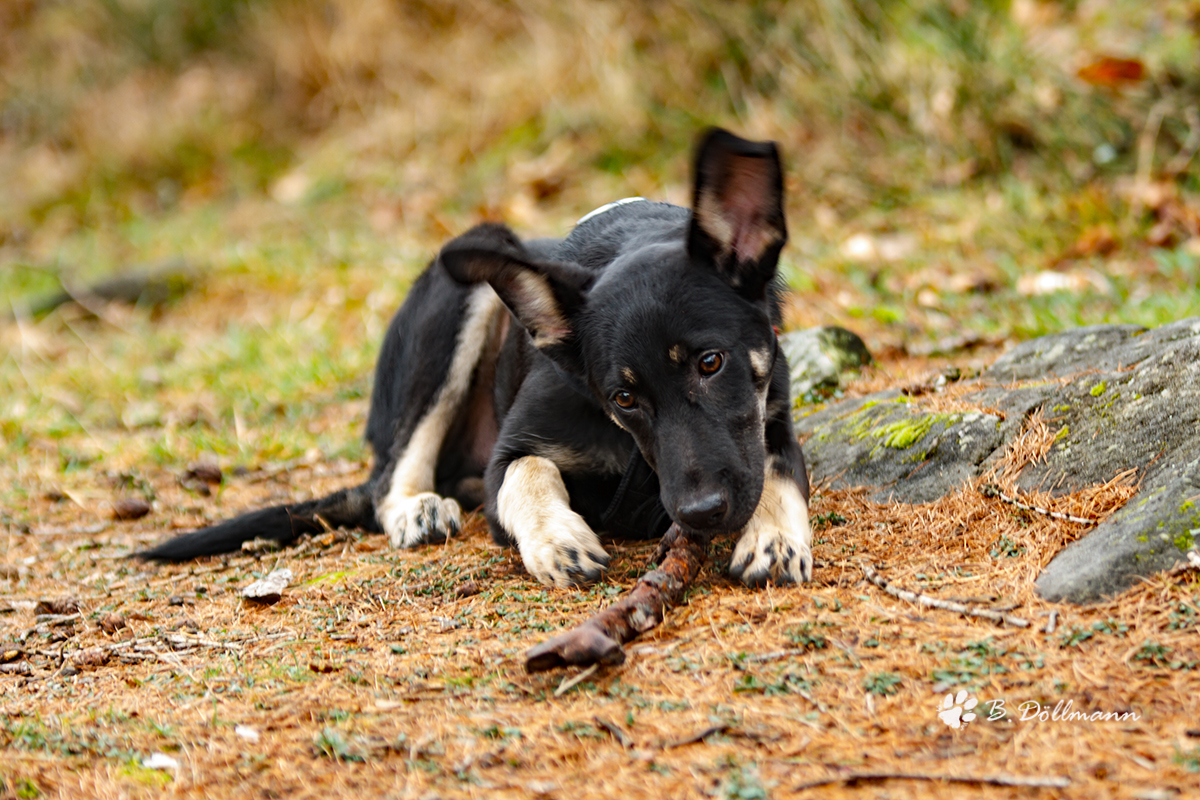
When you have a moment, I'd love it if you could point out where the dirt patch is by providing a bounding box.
[2,382,1199,799]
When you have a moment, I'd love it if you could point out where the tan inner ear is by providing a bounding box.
[695,158,784,269]
[510,270,571,347]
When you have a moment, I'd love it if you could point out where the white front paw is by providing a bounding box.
[730,523,813,586]
[379,492,463,548]
[519,515,611,588]
[729,473,812,587]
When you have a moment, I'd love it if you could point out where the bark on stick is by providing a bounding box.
[525,523,708,672]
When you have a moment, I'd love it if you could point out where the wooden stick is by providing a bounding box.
[862,563,1029,628]
[525,523,708,672]
[794,771,1070,791]
[593,716,634,749]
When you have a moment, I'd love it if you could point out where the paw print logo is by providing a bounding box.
[937,690,978,729]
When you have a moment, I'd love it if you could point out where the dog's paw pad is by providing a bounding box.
[730,525,812,587]
[381,493,462,549]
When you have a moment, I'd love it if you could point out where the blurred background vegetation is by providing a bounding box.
[4,0,1200,329]
[3,0,1200,506]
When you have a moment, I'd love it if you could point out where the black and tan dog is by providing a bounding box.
[141,129,812,589]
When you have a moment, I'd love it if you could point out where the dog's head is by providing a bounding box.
[441,129,787,535]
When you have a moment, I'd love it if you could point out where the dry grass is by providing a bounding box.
[3,361,1198,800]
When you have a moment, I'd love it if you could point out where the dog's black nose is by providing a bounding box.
[677,492,730,530]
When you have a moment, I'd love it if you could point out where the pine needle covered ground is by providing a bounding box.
[4,2,1200,797]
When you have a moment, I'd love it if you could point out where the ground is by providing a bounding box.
[4,3,1200,797]
[2,335,1198,799]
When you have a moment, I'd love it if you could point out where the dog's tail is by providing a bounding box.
[136,481,377,561]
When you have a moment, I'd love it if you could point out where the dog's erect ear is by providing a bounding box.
[687,128,787,300]
[440,222,593,365]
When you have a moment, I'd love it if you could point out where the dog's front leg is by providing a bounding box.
[375,285,506,548]
[495,456,611,588]
[729,454,813,586]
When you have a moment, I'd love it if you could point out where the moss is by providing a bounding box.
[1174,530,1196,553]
[839,402,959,454]
[1090,381,1108,397]
[1054,425,1069,442]
[878,417,933,448]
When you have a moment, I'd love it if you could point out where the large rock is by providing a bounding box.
[779,326,872,401]
[793,318,1200,604]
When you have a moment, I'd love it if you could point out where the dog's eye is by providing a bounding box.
[698,351,724,376]
[612,391,637,410]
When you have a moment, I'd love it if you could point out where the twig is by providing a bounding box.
[553,663,600,697]
[162,633,243,651]
[666,723,730,749]
[1044,610,1059,635]
[979,483,1099,525]
[862,563,1029,628]
[794,771,1070,791]
[593,716,633,749]
[740,647,808,663]
[1166,104,1200,176]
[29,523,110,537]
[525,523,709,672]
[1132,98,1171,221]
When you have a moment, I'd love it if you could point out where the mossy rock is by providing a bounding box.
[791,317,1200,604]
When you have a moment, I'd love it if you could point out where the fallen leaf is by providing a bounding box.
[98,612,127,634]
[1055,225,1117,264]
[35,597,80,615]
[309,661,340,674]
[71,647,110,668]
[1077,56,1145,88]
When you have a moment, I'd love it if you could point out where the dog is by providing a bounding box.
[141,129,813,589]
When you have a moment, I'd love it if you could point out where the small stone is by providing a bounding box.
[235,725,260,742]
[185,461,223,485]
[142,753,178,771]
[241,568,292,604]
[181,460,223,494]
[112,498,152,521]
